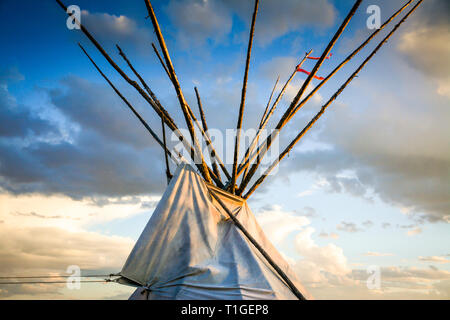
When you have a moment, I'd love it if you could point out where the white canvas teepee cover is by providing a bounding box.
[119,163,311,300]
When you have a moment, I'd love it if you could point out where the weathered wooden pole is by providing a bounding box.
[161,118,172,184]
[184,101,224,187]
[237,0,413,184]
[117,44,175,128]
[150,46,227,182]
[79,44,179,166]
[195,87,225,181]
[237,50,312,179]
[243,0,423,199]
[237,0,362,196]
[118,49,223,186]
[151,42,172,83]
[116,45,223,187]
[230,0,259,194]
[144,0,212,184]
[240,75,279,180]
[284,0,414,123]
[151,45,229,182]
[180,98,225,186]
[209,190,306,300]
[259,76,280,129]
[56,0,214,183]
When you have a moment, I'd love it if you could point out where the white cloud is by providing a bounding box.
[297,190,314,198]
[293,227,353,288]
[364,252,394,257]
[256,205,353,289]
[419,256,449,264]
[256,205,310,245]
[0,193,157,231]
[255,204,449,299]
[407,227,422,236]
[0,224,134,298]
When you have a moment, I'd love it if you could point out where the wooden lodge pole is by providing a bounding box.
[284,0,414,123]
[144,0,212,184]
[243,0,424,199]
[237,50,312,179]
[237,0,363,196]
[209,191,306,300]
[259,76,279,129]
[230,0,259,194]
[238,0,413,190]
[56,0,214,184]
[195,87,227,181]
[79,44,179,166]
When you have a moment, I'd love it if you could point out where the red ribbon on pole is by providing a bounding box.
[307,53,333,60]
[296,68,325,80]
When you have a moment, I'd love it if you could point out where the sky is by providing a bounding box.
[0,0,449,299]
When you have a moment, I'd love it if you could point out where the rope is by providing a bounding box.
[0,274,117,279]
[0,280,115,285]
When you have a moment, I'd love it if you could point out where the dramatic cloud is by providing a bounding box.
[164,0,336,46]
[0,224,134,298]
[81,10,155,54]
[396,0,450,86]
[228,0,336,45]
[259,0,450,225]
[0,68,53,139]
[165,0,233,47]
[283,68,450,223]
[0,72,169,200]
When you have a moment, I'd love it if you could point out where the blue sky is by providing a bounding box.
[0,0,449,299]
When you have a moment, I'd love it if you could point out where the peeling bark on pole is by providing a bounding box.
[244,0,423,199]
[230,0,259,194]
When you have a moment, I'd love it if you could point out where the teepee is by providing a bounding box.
[56,0,423,300]
[119,163,311,299]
